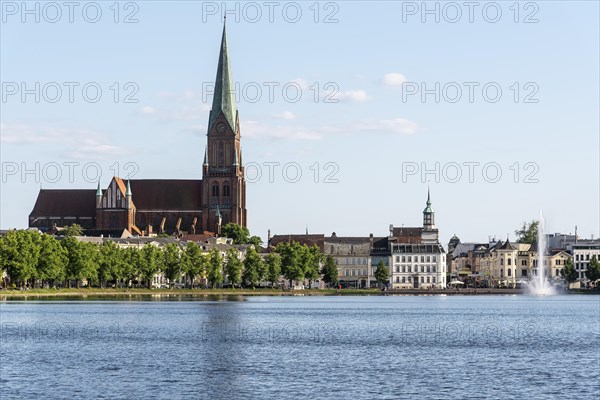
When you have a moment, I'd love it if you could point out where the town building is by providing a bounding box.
[389,190,446,289]
[28,23,247,237]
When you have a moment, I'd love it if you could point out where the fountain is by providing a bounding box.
[527,211,557,295]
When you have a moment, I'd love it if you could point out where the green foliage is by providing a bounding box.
[181,242,206,288]
[162,243,182,285]
[302,245,321,287]
[515,221,539,244]
[62,237,99,287]
[264,253,282,287]
[221,223,250,244]
[62,224,84,237]
[140,244,163,288]
[276,242,305,286]
[207,248,224,288]
[0,230,41,286]
[224,248,243,288]
[98,241,121,287]
[585,255,600,283]
[321,255,339,286]
[242,246,264,288]
[248,235,262,250]
[561,258,577,284]
[375,260,388,286]
[37,234,68,284]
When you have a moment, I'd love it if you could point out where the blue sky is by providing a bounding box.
[1,1,599,244]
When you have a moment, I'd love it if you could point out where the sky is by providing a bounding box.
[1,1,599,245]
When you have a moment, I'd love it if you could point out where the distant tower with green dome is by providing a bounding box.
[423,188,435,230]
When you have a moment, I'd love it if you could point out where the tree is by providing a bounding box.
[224,248,243,288]
[37,234,68,287]
[375,261,388,288]
[120,247,141,288]
[248,235,262,250]
[276,242,304,288]
[264,253,282,287]
[181,242,205,289]
[62,238,99,288]
[62,224,84,237]
[515,221,539,244]
[140,244,162,289]
[585,255,600,284]
[321,255,339,287]
[302,245,321,289]
[207,248,224,288]
[221,223,250,244]
[561,258,577,285]
[242,246,264,288]
[162,243,182,286]
[0,230,41,287]
[98,241,121,288]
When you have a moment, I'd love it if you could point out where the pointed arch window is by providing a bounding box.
[218,141,224,166]
[212,183,219,197]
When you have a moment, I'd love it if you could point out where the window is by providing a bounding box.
[500,259,504,266]
[345,269,349,276]
[507,258,512,266]
[421,265,425,273]
[218,141,224,166]
[396,277,399,283]
[421,277,424,283]
[421,256,425,262]
[522,260,527,266]
[432,266,436,273]
[408,276,412,283]
[352,258,356,265]
[432,277,436,283]
[426,256,430,262]
[223,183,230,197]
[427,266,431,273]
[363,269,367,276]
[522,269,527,277]
[352,269,356,276]
[407,266,411,273]
[508,269,512,277]
[402,256,406,262]
[395,266,399,273]
[212,184,219,197]
[395,256,400,262]
[402,266,406,273]
[432,256,437,262]
[402,277,405,283]
[427,277,430,283]
[500,269,504,277]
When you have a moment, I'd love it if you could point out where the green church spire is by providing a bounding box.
[208,20,237,133]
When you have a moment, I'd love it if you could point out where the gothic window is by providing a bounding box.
[223,183,231,206]
[218,141,224,166]
[212,184,219,197]
[212,143,217,166]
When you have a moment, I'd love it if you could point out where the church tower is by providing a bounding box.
[202,21,247,232]
[423,188,435,230]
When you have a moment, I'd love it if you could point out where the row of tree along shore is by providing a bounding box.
[0,226,390,290]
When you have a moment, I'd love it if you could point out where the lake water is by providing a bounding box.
[1,295,599,400]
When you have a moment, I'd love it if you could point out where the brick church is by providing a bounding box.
[29,23,247,237]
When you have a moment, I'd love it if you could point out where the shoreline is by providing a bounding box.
[1,287,596,299]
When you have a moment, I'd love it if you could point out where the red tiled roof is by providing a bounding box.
[129,179,203,210]
[30,189,96,218]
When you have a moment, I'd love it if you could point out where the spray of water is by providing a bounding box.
[528,211,557,295]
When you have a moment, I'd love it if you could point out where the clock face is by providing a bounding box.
[217,122,226,133]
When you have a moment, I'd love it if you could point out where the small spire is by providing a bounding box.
[427,186,431,205]
[126,180,132,197]
[204,146,209,166]
[96,181,102,196]
[306,225,309,235]
[239,148,243,166]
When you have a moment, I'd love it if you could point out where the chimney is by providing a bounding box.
[389,224,393,237]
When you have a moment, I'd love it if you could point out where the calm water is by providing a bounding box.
[1,295,599,400]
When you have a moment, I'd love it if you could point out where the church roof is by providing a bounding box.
[128,179,202,210]
[208,22,237,133]
[30,189,96,218]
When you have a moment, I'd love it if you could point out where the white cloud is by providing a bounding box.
[382,73,407,87]
[330,89,371,103]
[0,123,129,159]
[141,106,156,115]
[272,111,296,120]
[243,120,322,141]
[356,118,420,135]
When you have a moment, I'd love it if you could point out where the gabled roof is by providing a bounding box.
[128,179,203,210]
[497,239,517,251]
[30,189,96,218]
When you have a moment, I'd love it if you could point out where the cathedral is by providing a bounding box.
[29,23,247,237]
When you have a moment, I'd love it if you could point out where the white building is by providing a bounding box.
[567,241,600,284]
[389,190,446,289]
